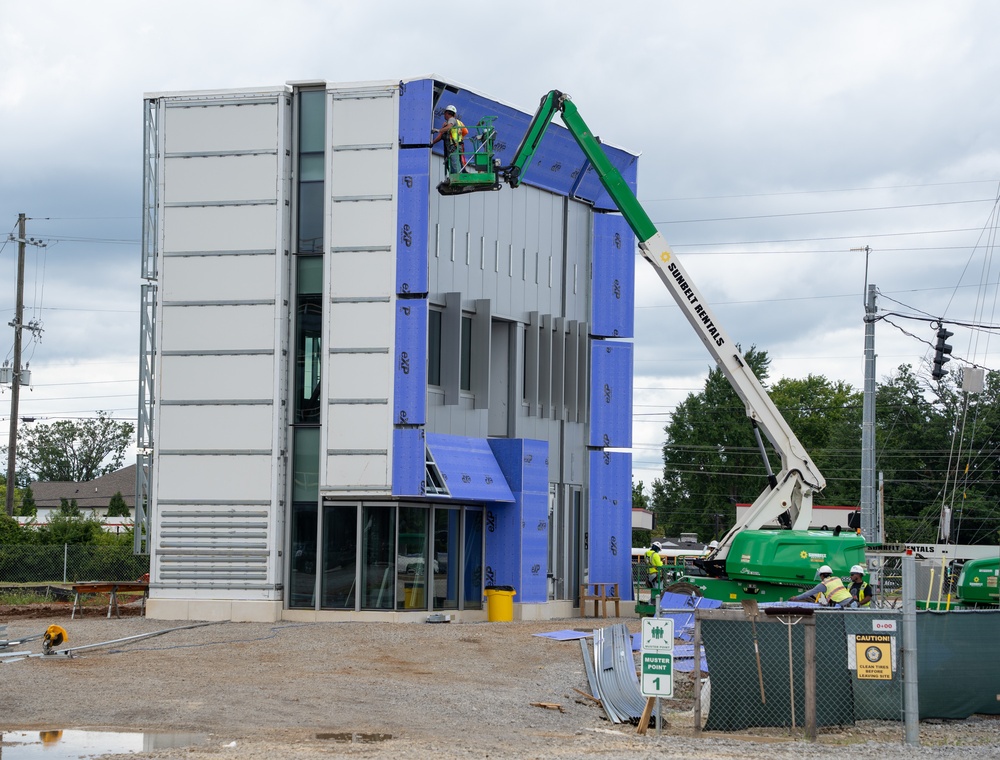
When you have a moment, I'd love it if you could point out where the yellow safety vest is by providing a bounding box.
[645,549,663,575]
[822,576,852,605]
[449,118,466,144]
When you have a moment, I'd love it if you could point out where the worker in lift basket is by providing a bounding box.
[431,104,466,174]
[789,565,853,607]
[848,564,872,607]
[645,542,664,589]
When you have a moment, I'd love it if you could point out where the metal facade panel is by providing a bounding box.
[328,301,393,348]
[163,154,278,203]
[425,432,515,502]
[159,305,275,352]
[591,213,636,338]
[396,148,429,295]
[427,88,638,209]
[330,90,396,145]
[328,403,391,450]
[391,427,425,496]
[161,255,278,302]
[325,453,388,489]
[163,205,277,252]
[158,454,273,501]
[330,149,395,197]
[327,354,391,398]
[329,250,394,299]
[160,354,274,400]
[163,100,281,153]
[158,404,274,451]
[329,200,394,248]
[588,340,633,447]
[393,297,427,425]
[398,78,433,145]
[588,450,632,593]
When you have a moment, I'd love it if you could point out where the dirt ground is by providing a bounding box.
[2,605,999,759]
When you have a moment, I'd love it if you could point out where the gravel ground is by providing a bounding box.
[2,612,998,759]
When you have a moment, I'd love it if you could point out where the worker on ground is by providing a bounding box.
[645,542,664,589]
[848,564,872,607]
[789,565,853,607]
[431,104,465,174]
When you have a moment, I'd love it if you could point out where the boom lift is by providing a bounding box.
[437,91,866,605]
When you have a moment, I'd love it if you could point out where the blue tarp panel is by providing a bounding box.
[393,297,426,425]
[589,340,633,447]
[426,433,515,502]
[425,82,638,211]
[660,593,723,641]
[591,213,635,338]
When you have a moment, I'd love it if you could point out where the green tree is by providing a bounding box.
[106,491,130,518]
[58,497,82,517]
[15,411,134,482]
[17,485,37,518]
[38,511,104,545]
[632,480,651,547]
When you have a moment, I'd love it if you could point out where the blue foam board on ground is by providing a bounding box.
[533,630,592,641]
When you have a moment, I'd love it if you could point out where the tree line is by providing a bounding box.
[636,348,999,546]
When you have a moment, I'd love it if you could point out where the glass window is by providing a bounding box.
[321,504,357,609]
[292,427,319,503]
[361,506,396,609]
[289,502,317,608]
[464,508,484,609]
[460,315,472,391]
[397,507,429,610]
[428,309,442,387]
[295,293,322,424]
[297,89,325,254]
[433,508,460,610]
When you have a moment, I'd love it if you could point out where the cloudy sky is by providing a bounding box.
[2,1,998,496]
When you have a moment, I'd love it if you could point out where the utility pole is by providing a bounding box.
[860,283,878,543]
[5,214,26,516]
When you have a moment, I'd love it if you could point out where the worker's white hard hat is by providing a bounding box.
[651,542,662,552]
[444,104,457,114]
[709,540,719,549]
[850,564,865,575]
[818,565,833,575]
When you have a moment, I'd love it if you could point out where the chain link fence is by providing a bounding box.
[653,605,905,740]
[0,544,149,586]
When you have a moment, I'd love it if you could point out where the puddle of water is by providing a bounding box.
[317,731,393,743]
[0,729,209,758]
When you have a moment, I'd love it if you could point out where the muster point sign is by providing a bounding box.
[855,634,893,680]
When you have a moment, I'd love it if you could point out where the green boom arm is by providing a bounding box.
[505,90,827,557]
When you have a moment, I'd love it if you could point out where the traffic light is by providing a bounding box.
[932,327,954,380]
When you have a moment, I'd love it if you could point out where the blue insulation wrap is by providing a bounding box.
[588,449,632,594]
[428,87,638,211]
[425,433,515,503]
[591,213,635,338]
[393,297,426,425]
[396,148,429,295]
[391,427,425,497]
[519,491,549,603]
[589,340,633,447]
[398,78,433,146]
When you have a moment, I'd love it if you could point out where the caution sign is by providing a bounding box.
[855,634,893,680]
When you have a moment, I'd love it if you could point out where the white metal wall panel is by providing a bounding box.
[158,455,273,501]
[328,301,393,348]
[164,101,280,153]
[329,250,393,299]
[330,150,395,197]
[327,354,391,399]
[330,92,395,144]
[164,154,278,203]
[163,206,276,252]
[328,403,391,450]
[325,453,388,489]
[158,405,274,451]
[161,255,278,302]
[329,201,394,248]
[160,354,275,400]
[159,305,275,352]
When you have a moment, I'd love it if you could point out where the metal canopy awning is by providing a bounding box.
[425,433,515,503]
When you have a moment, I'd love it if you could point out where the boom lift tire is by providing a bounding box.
[665,581,703,598]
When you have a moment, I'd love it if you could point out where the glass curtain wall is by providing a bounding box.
[321,504,357,608]
[288,88,326,609]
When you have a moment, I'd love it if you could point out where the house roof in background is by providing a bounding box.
[29,465,139,510]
